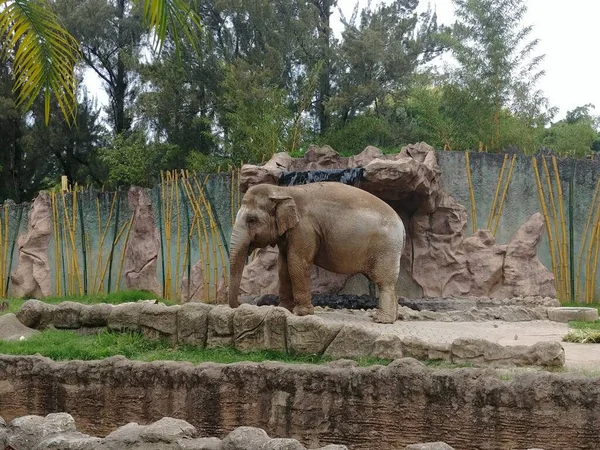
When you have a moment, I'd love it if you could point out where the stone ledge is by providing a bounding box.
[547,307,599,323]
[15,300,566,367]
[0,413,347,450]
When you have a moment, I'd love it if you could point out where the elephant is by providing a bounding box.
[227,181,406,323]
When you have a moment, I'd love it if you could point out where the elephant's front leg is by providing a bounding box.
[287,252,314,316]
[277,251,295,312]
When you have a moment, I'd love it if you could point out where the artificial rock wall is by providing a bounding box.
[239,143,556,299]
[0,355,597,450]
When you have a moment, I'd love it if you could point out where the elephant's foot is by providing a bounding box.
[279,300,295,313]
[293,304,314,316]
[372,309,396,324]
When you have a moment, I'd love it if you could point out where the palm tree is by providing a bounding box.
[0,0,202,125]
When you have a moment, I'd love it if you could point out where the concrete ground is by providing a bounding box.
[315,308,600,373]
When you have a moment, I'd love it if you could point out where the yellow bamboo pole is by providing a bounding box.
[585,201,600,302]
[51,192,61,297]
[590,221,600,303]
[60,193,73,295]
[194,177,228,296]
[0,209,4,298]
[175,173,183,300]
[230,166,235,227]
[532,157,560,299]
[575,177,600,301]
[115,216,134,293]
[194,180,218,301]
[541,156,564,299]
[552,156,570,302]
[492,154,517,236]
[181,176,211,301]
[72,188,83,295]
[487,154,508,229]
[98,219,130,289]
[3,204,8,297]
[92,193,117,293]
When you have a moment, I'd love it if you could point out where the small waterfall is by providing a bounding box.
[279,168,364,187]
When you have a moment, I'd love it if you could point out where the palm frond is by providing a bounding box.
[140,0,203,57]
[0,0,81,125]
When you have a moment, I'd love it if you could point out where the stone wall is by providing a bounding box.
[15,300,565,367]
[0,355,597,450]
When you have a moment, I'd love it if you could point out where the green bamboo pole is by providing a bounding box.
[106,189,121,294]
[78,193,88,294]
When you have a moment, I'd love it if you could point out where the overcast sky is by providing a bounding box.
[334,0,599,122]
[84,0,598,123]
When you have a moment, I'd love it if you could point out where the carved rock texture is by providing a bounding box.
[238,143,556,299]
[180,260,205,303]
[9,192,52,298]
[0,355,592,450]
[123,187,162,296]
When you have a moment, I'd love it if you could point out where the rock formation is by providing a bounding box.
[9,192,52,298]
[123,187,162,296]
[179,259,205,302]
[238,143,556,299]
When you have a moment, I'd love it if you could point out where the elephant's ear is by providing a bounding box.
[269,194,299,236]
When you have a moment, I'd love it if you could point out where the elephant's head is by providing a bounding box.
[227,185,300,308]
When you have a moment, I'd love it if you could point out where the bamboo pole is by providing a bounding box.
[465,152,477,233]
[576,177,600,301]
[106,189,121,294]
[174,173,182,300]
[532,157,560,299]
[6,205,22,296]
[487,154,508,229]
[99,218,130,289]
[2,204,8,297]
[0,208,5,298]
[552,156,570,302]
[92,193,117,293]
[590,221,600,303]
[115,216,134,293]
[492,154,517,236]
[541,156,564,299]
[585,199,600,302]
[50,193,61,297]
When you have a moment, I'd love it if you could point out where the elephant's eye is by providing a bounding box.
[246,216,258,226]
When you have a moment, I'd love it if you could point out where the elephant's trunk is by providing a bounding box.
[227,224,250,308]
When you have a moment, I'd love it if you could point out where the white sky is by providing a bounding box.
[84,0,599,123]
[334,0,600,122]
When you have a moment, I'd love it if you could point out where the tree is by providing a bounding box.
[0,0,203,125]
[541,105,600,157]
[448,0,555,149]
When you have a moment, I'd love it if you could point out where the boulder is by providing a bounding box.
[405,443,455,450]
[497,213,556,298]
[286,314,342,355]
[0,313,39,341]
[52,301,83,329]
[262,438,307,450]
[323,324,381,359]
[372,334,404,360]
[177,303,212,346]
[206,306,235,349]
[6,413,76,450]
[179,260,205,303]
[16,300,55,329]
[139,303,180,340]
[9,192,53,299]
[123,187,162,297]
[463,230,505,296]
[79,303,113,328]
[233,304,288,352]
[103,422,147,444]
[107,303,141,331]
[221,427,270,450]
[348,146,384,168]
[33,432,102,449]
[177,437,222,450]
[139,417,197,442]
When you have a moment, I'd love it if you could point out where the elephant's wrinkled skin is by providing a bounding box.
[227,182,405,323]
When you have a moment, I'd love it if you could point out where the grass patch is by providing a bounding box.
[569,321,600,330]
[563,329,600,344]
[0,329,393,366]
[1,290,170,316]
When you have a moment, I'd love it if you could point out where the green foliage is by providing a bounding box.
[319,115,397,155]
[540,104,600,157]
[99,131,180,186]
[220,60,294,163]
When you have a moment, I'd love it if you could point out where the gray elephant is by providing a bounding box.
[227,181,406,323]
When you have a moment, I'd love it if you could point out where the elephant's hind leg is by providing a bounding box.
[372,282,397,324]
[277,251,295,312]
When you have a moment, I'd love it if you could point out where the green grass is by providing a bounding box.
[0,329,393,366]
[557,303,600,332]
[1,290,171,316]
[563,329,600,344]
